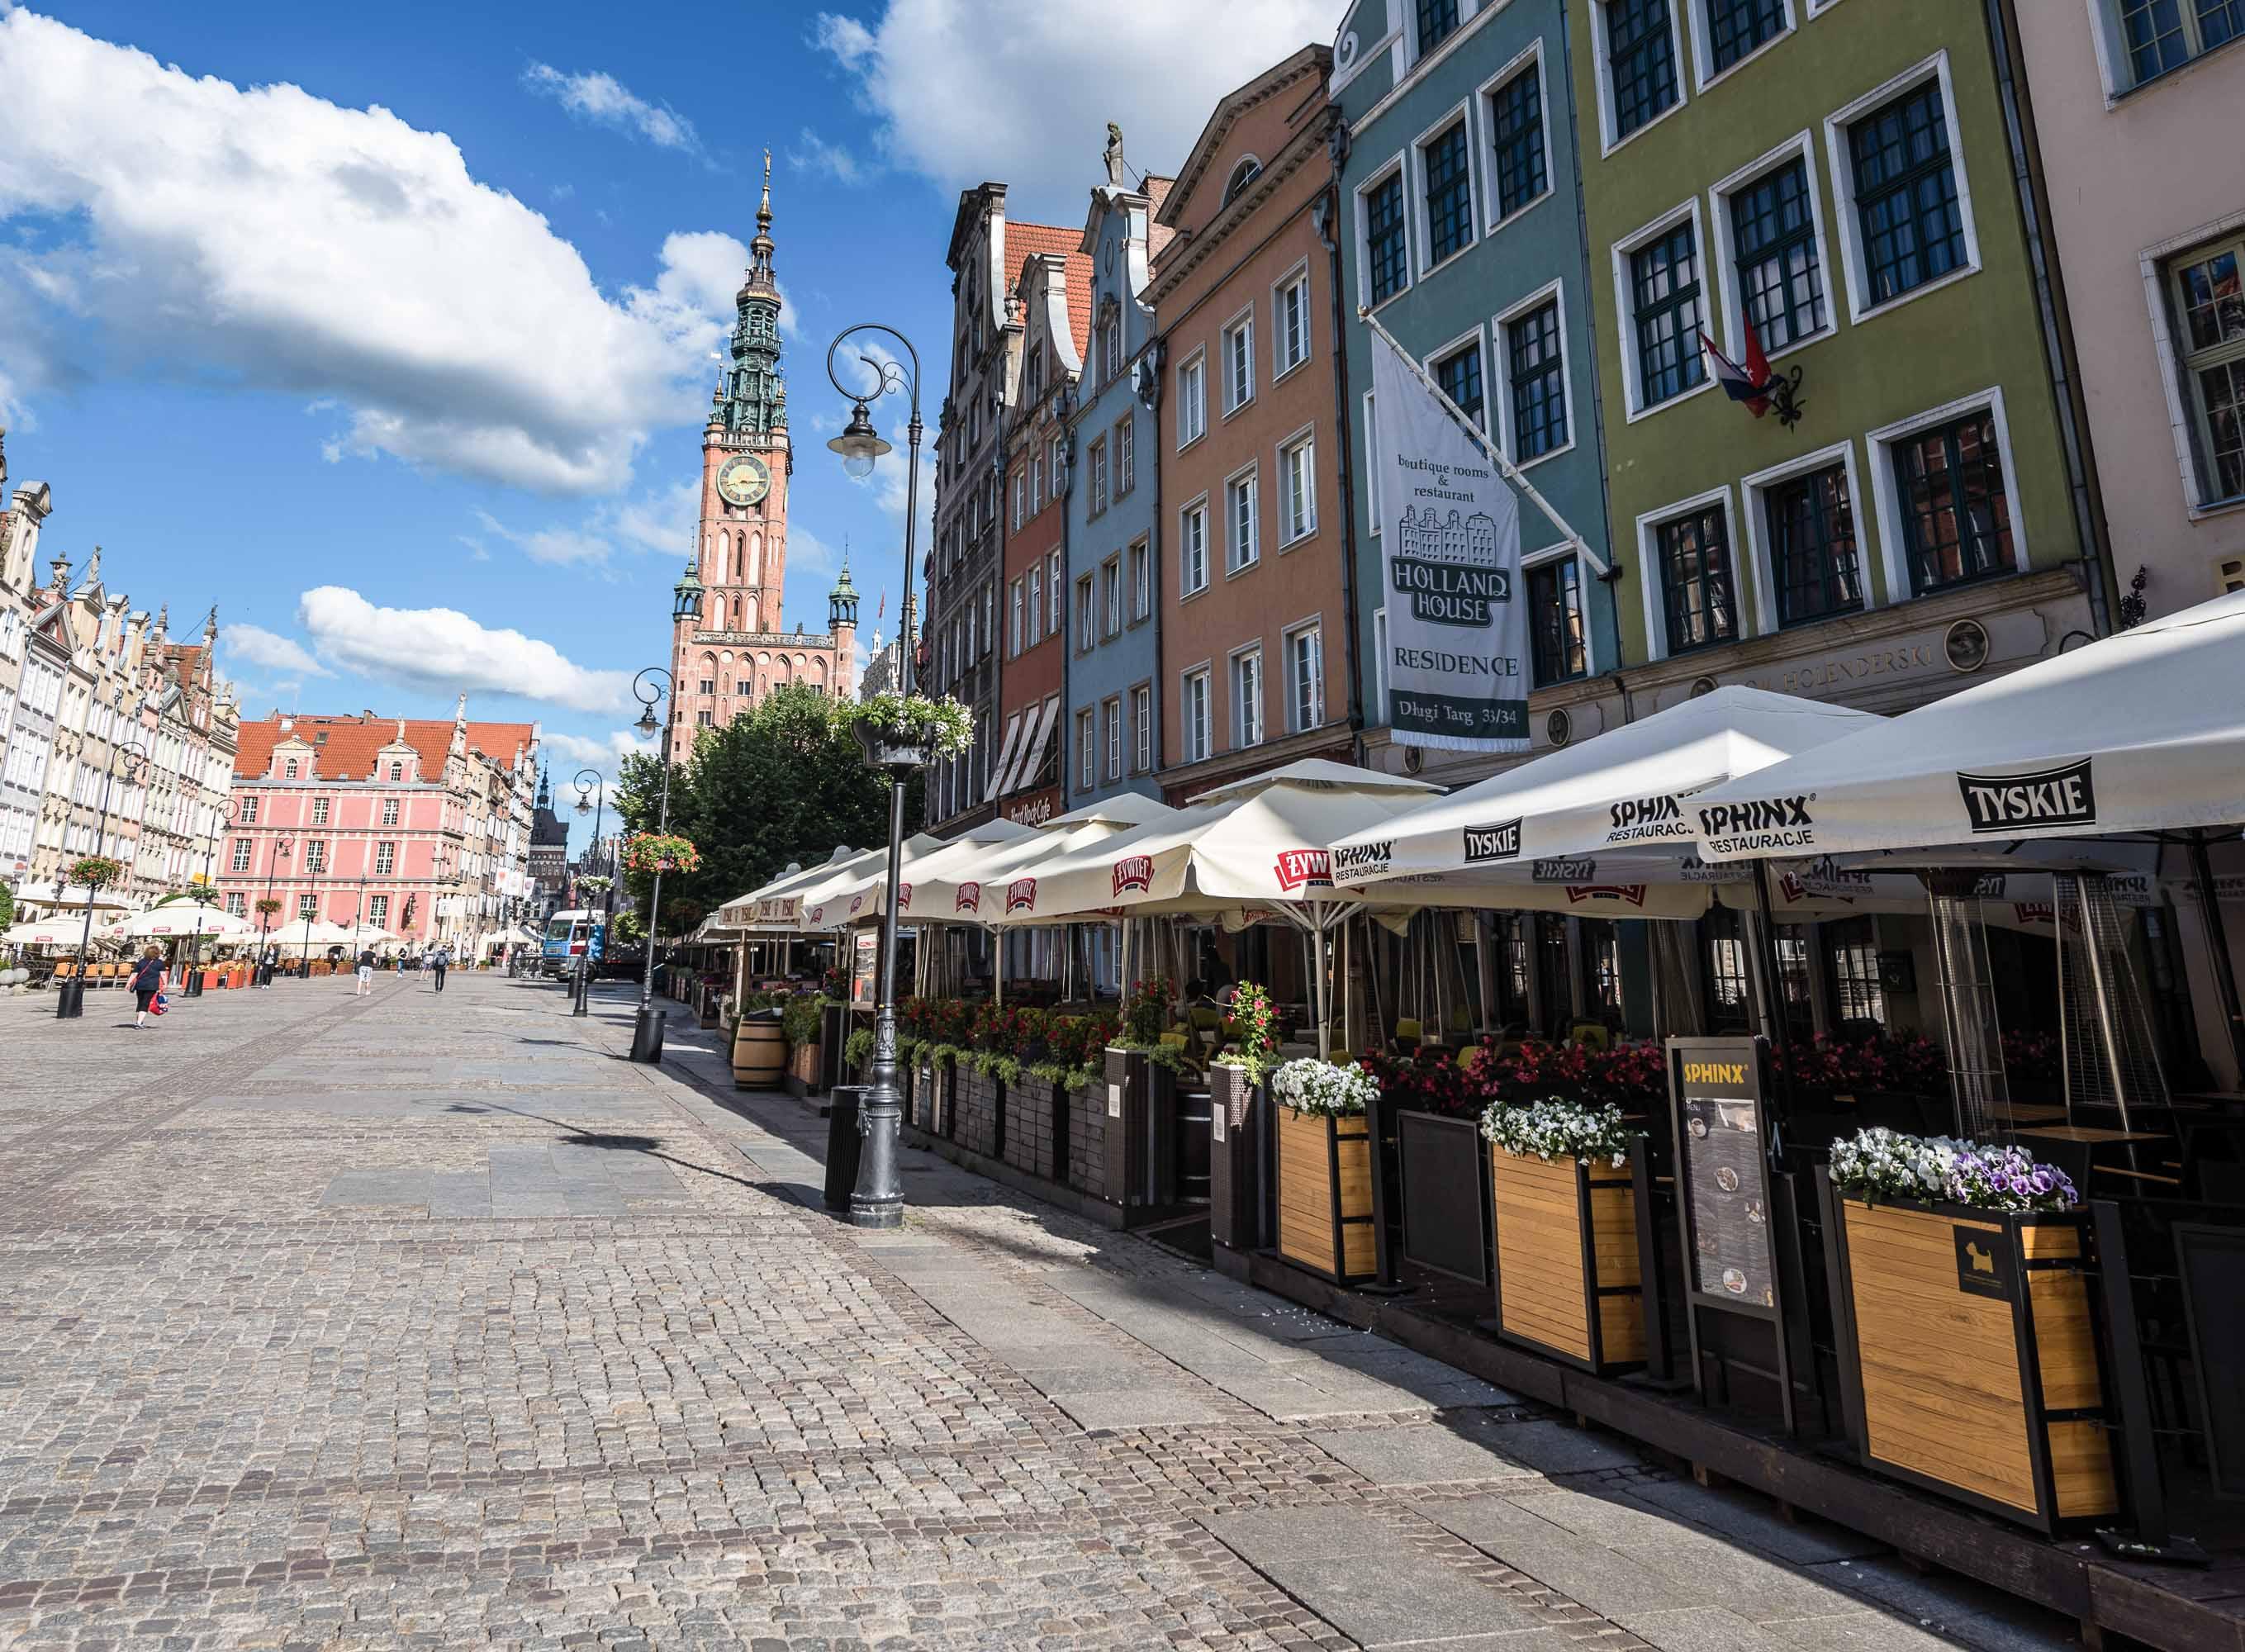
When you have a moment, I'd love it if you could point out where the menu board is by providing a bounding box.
[849,929,879,1007]
[1668,1038,1777,1314]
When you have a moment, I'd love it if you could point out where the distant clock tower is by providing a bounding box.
[669,152,855,748]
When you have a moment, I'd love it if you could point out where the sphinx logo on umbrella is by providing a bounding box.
[1006,877,1037,914]
[1332,840,1393,881]
[1607,794,1687,842]
[1112,855,1154,896]
[1274,849,1333,894]
[1955,760,2096,833]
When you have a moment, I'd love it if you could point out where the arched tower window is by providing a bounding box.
[745,595,759,633]
[748,532,762,586]
[717,529,729,582]
[1222,155,1263,204]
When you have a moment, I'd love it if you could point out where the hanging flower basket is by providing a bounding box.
[576,874,613,897]
[254,897,284,918]
[70,855,125,890]
[849,691,974,769]
[624,833,700,876]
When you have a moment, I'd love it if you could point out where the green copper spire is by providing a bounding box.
[714,150,787,438]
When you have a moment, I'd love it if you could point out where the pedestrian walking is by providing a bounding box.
[431,944,449,993]
[355,947,377,996]
[129,946,167,1029]
[257,946,278,989]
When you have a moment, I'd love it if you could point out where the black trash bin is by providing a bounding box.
[825,1085,869,1211]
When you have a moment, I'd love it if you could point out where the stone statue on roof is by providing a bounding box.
[1104,123,1127,187]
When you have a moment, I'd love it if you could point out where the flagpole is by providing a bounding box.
[1358,306,1610,578]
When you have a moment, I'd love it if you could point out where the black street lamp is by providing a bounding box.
[572,767,608,1017]
[257,836,292,987]
[183,795,236,999]
[826,322,923,1230]
[56,737,150,1020]
[628,598,690,1060]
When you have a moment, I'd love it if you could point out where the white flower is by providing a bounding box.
[1271,1057,1379,1117]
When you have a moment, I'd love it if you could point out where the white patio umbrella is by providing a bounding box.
[2,919,91,947]
[717,845,877,931]
[794,833,947,932]
[914,794,1179,922]
[113,906,255,940]
[264,919,357,949]
[17,883,132,913]
[813,816,1034,925]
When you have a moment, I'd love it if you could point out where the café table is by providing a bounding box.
[2013,1125,2167,1146]
[1989,1102,2069,1125]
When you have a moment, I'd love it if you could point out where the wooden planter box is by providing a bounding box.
[954,1066,1003,1158]
[1489,1148,1645,1375]
[1003,1076,1061,1182]
[914,1054,951,1137]
[1829,1195,2116,1533]
[1066,1080,1104,1194]
[1276,1104,1375,1284]
[787,1042,822,1085]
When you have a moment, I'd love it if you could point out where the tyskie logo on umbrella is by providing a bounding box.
[1332,840,1393,881]
[1607,794,1688,842]
[1955,760,2096,833]
[1697,795,1815,854]
[1273,848,1333,894]
[1112,855,1154,896]
[954,882,982,914]
[1532,857,1595,883]
[1462,819,1521,862]
[1005,877,1037,914]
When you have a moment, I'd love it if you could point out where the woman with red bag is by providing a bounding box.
[130,946,167,1030]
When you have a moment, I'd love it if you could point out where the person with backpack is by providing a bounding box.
[130,946,167,1029]
[430,943,450,993]
[355,946,377,996]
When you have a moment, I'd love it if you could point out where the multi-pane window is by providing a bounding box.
[1366,173,1410,305]
[1528,558,1588,684]
[299,894,317,920]
[311,796,330,825]
[1232,650,1265,748]
[1031,452,1045,510]
[1223,316,1255,412]
[1076,576,1096,645]
[1289,627,1324,731]
[230,838,251,873]
[2173,240,2245,501]
[1507,301,1569,458]
[2116,0,2243,88]
[1706,0,1787,74]
[1732,159,1825,349]
[1827,917,1887,1026]
[1132,685,1152,772]
[1183,670,1213,762]
[1102,558,1122,638]
[1104,699,1122,781]
[1103,316,1122,381]
[1027,566,1043,646]
[1129,540,1151,620]
[1009,579,1024,656]
[368,895,387,925]
[1422,121,1474,267]
[1607,0,1679,140]
[225,892,245,917]
[1180,504,1210,594]
[1848,81,1967,307]
[1078,709,1097,790]
[1280,436,1317,544]
[1227,472,1260,572]
[1275,274,1310,376]
[1049,550,1065,633]
[240,795,259,824]
[1179,354,1207,445]
[305,840,327,875]
[1892,412,2013,592]
[283,759,298,779]
[1117,415,1135,492]
[1089,438,1108,512]
[1436,343,1483,427]
[1630,222,1705,408]
[382,798,398,826]
[698,677,715,695]
[1657,504,1736,652]
[1013,472,1026,529]
[1417,0,1461,54]
[1488,63,1547,221]
[1766,463,1863,624]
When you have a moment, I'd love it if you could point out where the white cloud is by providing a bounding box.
[297,586,631,714]
[472,508,610,568]
[472,472,700,570]
[0,11,743,493]
[542,728,643,778]
[521,62,699,152]
[808,0,1334,217]
[220,623,332,678]
[786,126,868,186]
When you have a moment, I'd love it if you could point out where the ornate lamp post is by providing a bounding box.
[257,837,292,987]
[629,563,694,1059]
[184,795,235,999]
[572,767,608,1017]
[826,322,923,1229]
[56,738,150,1021]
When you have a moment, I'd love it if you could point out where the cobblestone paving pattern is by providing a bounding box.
[0,977,2081,1650]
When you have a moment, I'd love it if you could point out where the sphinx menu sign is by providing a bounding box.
[1369,330,1528,753]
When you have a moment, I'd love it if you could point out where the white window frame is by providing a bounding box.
[1687,0,1796,94]
[1633,483,1739,662]
[1411,99,1480,279]
[1224,463,1261,575]
[1104,696,1123,781]
[1427,321,1490,430]
[1706,129,1836,366]
[1221,305,1256,417]
[2141,209,2245,516]
[1179,496,1212,596]
[1610,196,1715,423]
[1180,666,1214,764]
[1474,40,1554,235]
[1048,548,1065,633]
[1521,543,1602,679]
[1863,386,2029,601]
[1493,281,1577,468]
[1075,575,1096,652]
[1821,50,1982,327]
[1009,577,1024,657]
[1272,262,1312,381]
[1129,539,1151,621]
[1117,413,1135,493]
[1177,348,1208,449]
[1735,438,1874,633]
[1594,0,1691,157]
[1278,426,1319,547]
[1088,434,1108,514]
[1027,564,1043,648]
[1284,619,1326,733]
[1102,555,1123,638]
[2084,0,2243,101]
[1355,154,1412,314]
[1132,682,1153,773]
[1230,643,1265,750]
[1078,708,1098,790]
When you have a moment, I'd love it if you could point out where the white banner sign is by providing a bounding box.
[1368,327,1529,752]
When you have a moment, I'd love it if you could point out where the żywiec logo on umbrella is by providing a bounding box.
[897,883,913,912]
[1273,849,1332,894]
[848,894,865,915]
[1005,877,1037,914]
[1954,760,2096,833]
[954,882,981,914]
[1566,885,1647,907]
[1607,794,1687,842]
[1463,819,1521,862]
[1112,855,1154,896]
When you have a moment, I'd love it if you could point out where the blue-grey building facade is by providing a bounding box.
[1061,178,1170,809]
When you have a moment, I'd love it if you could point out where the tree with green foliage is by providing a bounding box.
[0,882,12,933]
[612,683,923,936]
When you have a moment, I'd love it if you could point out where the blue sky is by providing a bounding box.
[0,0,1334,843]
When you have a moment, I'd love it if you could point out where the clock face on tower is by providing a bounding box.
[715,453,771,507]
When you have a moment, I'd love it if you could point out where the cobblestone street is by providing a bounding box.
[0,976,2081,1651]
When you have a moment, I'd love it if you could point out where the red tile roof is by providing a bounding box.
[1008,221,1094,359]
[235,712,536,781]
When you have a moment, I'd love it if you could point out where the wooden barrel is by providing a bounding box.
[733,1018,786,1089]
